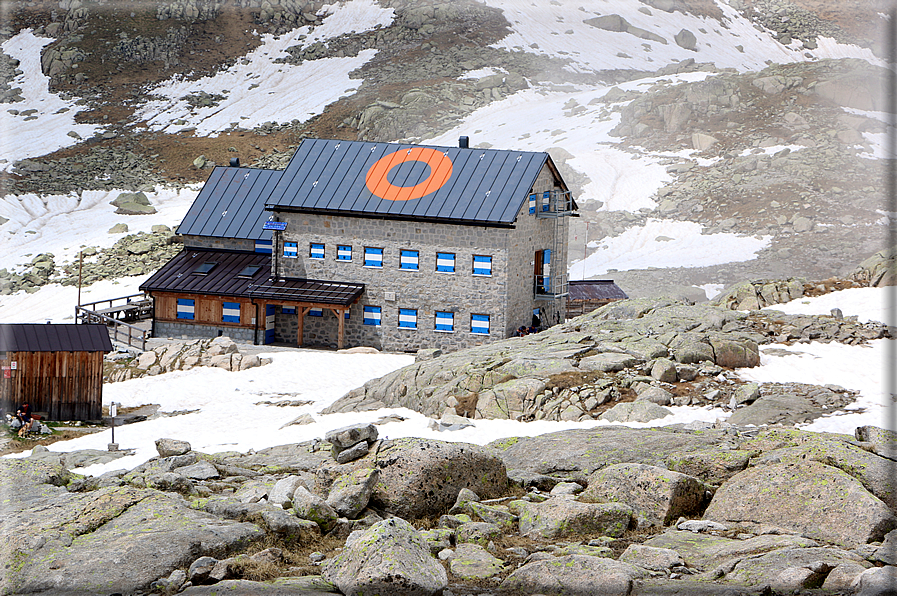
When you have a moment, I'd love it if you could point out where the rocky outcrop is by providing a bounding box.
[852,246,897,287]
[104,336,270,382]
[323,299,887,425]
[4,423,896,594]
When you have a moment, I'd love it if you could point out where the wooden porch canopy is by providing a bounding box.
[248,278,364,349]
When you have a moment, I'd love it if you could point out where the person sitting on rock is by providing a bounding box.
[517,326,528,337]
[16,403,32,437]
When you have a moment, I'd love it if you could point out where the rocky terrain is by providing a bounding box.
[0,0,891,299]
[3,419,895,596]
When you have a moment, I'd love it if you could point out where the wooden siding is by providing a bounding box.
[0,350,104,420]
[151,292,256,328]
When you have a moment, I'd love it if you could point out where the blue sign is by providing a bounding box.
[263,221,287,231]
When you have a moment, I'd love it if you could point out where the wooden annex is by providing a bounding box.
[565,280,628,319]
[0,324,112,421]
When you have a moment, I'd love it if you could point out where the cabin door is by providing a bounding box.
[264,305,276,344]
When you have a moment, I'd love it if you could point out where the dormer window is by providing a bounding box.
[237,265,261,278]
[193,262,217,275]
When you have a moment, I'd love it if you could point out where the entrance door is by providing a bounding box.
[264,304,276,344]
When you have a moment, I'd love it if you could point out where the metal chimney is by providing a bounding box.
[459,136,469,149]
[229,157,240,167]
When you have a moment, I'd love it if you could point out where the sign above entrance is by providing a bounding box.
[263,221,288,231]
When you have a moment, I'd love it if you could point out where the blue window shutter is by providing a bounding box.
[283,242,298,258]
[337,245,352,261]
[310,243,325,259]
[529,193,536,214]
[436,252,455,273]
[176,298,195,320]
[542,190,551,212]
[473,255,492,276]
[364,247,383,267]
[543,249,551,292]
[435,311,454,332]
[471,313,490,335]
[398,308,417,329]
[255,240,272,254]
[363,305,381,326]
[309,308,323,317]
[282,306,296,314]
[400,249,419,270]
[222,301,241,323]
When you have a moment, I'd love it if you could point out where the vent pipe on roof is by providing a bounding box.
[459,136,469,149]
[229,157,240,167]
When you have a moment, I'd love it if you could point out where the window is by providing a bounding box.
[364,247,383,268]
[435,311,454,332]
[222,302,241,323]
[310,243,325,259]
[542,190,551,212]
[309,308,323,317]
[471,313,490,335]
[283,242,298,258]
[363,305,381,326]
[193,262,217,275]
[282,306,297,314]
[176,298,195,320]
[436,252,455,273]
[337,245,352,261]
[472,255,492,276]
[237,265,261,278]
[529,193,537,214]
[400,249,419,271]
[398,308,417,329]
[255,240,272,254]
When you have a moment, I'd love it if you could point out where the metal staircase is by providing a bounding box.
[535,189,573,300]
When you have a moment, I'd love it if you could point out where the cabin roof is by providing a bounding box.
[567,280,628,301]
[177,167,281,241]
[141,249,364,306]
[0,324,113,352]
[264,138,564,226]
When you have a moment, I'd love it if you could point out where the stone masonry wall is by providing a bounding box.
[182,235,256,252]
[155,320,256,343]
[506,164,567,335]
[275,214,510,352]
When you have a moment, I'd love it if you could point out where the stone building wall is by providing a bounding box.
[181,235,256,252]
[155,320,256,343]
[275,213,511,352]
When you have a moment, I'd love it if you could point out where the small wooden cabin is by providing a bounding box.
[0,324,112,421]
[565,280,628,319]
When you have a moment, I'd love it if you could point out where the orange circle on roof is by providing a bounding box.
[366,147,453,202]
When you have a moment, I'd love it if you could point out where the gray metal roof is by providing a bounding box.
[265,138,563,225]
[568,280,628,301]
[0,324,113,352]
[141,249,364,306]
[140,249,272,297]
[178,166,282,241]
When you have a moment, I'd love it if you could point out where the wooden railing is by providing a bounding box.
[76,293,152,351]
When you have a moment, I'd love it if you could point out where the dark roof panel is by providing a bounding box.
[141,249,365,306]
[178,167,282,241]
[0,324,113,352]
[140,249,271,296]
[265,138,559,225]
[568,280,629,301]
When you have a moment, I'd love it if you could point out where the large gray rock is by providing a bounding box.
[352,438,507,519]
[703,461,897,546]
[598,401,672,423]
[582,463,707,527]
[322,518,447,596]
[292,486,339,532]
[511,497,632,539]
[501,554,646,596]
[325,423,378,450]
[490,426,728,479]
[448,542,505,580]
[2,474,262,595]
[326,468,379,519]
[180,576,340,595]
[269,475,306,508]
[155,437,192,457]
[643,530,820,571]
[716,547,871,588]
